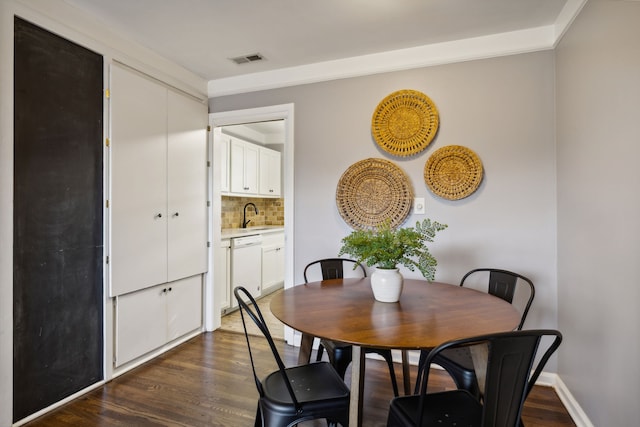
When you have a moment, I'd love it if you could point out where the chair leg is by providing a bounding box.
[415,351,428,394]
[380,351,399,397]
[254,405,262,427]
[316,343,326,362]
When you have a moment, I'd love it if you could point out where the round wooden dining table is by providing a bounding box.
[270,277,520,426]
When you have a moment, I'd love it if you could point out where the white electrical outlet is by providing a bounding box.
[414,197,425,214]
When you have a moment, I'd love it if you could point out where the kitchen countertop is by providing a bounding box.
[221,226,284,239]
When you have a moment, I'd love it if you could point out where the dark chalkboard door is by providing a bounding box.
[13,17,104,422]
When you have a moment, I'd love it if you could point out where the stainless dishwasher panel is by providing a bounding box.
[230,234,263,308]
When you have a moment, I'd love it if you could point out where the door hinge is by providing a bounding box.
[207,125,211,132]
[207,160,211,167]
[106,200,110,208]
[106,255,109,264]
[105,89,110,98]
[207,200,211,207]
[105,138,110,147]
[207,241,211,248]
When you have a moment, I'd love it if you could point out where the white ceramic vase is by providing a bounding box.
[370,267,404,303]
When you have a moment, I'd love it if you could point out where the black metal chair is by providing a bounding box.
[387,329,562,427]
[234,286,350,427]
[304,258,400,397]
[417,268,535,397]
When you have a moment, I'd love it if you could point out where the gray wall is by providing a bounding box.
[211,51,559,339]
[556,0,640,425]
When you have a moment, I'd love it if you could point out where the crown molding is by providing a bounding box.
[208,26,554,97]
[208,0,587,98]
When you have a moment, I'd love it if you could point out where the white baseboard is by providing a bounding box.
[548,374,595,427]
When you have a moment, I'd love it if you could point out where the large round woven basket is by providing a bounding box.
[424,145,483,200]
[336,158,413,230]
[371,89,439,157]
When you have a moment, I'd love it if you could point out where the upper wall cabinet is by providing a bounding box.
[223,134,281,198]
[110,64,208,296]
[259,146,281,197]
[230,137,259,195]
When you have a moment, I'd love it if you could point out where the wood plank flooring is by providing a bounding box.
[23,331,576,427]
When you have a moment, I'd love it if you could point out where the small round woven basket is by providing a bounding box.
[424,145,483,200]
[371,89,439,157]
[336,158,413,230]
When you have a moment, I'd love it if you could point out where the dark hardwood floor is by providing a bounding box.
[24,330,576,426]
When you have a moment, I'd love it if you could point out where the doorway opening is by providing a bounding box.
[205,104,294,343]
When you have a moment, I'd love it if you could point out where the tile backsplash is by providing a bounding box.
[221,196,284,229]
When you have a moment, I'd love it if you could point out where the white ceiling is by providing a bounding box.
[62,0,585,96]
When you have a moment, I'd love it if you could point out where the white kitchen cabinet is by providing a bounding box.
[110,64,207,296]
[261,232,285,293]
[230,137,259,195]
[259,146,281,197]
[215,239,231,312]
[114,275,202,367]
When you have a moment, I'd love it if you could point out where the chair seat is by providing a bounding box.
[262,362,350,405]
[387,390,482,427]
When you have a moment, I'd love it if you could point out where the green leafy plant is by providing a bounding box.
[338,218,448,281]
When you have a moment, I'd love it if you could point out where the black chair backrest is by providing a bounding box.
[460,268,535,330]
[303,257,367,283]
[233,286,301,409]
[417,329,562,427]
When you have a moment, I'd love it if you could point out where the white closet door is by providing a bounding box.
[111,64,168,295]
[167,91,208,282]
[166,275,203,341]
[115,285,167,366]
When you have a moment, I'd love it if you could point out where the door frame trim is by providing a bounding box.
[206,104,294,335]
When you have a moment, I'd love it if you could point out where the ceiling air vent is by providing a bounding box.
[230,53,265,65]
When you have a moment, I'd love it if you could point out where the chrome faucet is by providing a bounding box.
[242,202,259,228]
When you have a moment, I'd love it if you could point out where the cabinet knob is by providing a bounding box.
[173,212,179,217]
[155,213,163,218]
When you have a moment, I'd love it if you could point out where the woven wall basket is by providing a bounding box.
[424,145,483,200]
[371,89,439,157]
[336,158,413,230]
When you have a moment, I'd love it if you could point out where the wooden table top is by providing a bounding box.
[270,277,520,349]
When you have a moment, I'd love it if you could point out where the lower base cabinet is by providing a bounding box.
[215,239,231,312]
[115,275,202,367]
[262,232,285,293]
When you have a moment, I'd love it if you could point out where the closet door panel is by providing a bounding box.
[115,285,167,366]
[167,91,208,281]
[111,65,168,295]
[166,275,203,341]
